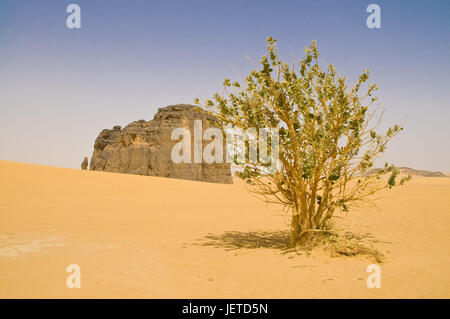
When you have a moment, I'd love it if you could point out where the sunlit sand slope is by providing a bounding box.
[0,160,449,298]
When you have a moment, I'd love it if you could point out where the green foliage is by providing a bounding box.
[388,168,399,188]
[196,37,409,245]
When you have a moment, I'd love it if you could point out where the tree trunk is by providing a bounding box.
[289,213,300,248]
[290,206,317,247]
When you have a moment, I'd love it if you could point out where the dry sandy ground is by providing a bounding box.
[0,160,449,298]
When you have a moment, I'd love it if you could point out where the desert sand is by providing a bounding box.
[0,160,449,298]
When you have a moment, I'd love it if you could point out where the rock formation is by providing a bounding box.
[89,104,232,184]
[369,167,445,177]
[395,167,445,177]
[81,157,88,170]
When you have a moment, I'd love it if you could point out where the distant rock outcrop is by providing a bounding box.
[396,167,445,177]
[369,167,445,177]
[89,104,232,184]
[81,157,88,170]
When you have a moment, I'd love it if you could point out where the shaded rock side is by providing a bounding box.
[81,157,88,170]
[89,104,232,184]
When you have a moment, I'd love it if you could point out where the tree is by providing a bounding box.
[195,37,410,247]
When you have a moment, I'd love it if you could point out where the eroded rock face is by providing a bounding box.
[89,104,232,184]
[81,157,88,170]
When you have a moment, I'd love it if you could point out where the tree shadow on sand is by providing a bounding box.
[193,230,291,251]
[191,230,388,262]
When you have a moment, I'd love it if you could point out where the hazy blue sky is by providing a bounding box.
[0,0,449,171]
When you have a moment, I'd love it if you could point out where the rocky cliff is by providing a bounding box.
[89,104,232,184]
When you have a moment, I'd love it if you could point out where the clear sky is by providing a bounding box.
[0,0,449,171]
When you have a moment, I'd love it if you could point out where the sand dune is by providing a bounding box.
[0,160,449,298]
